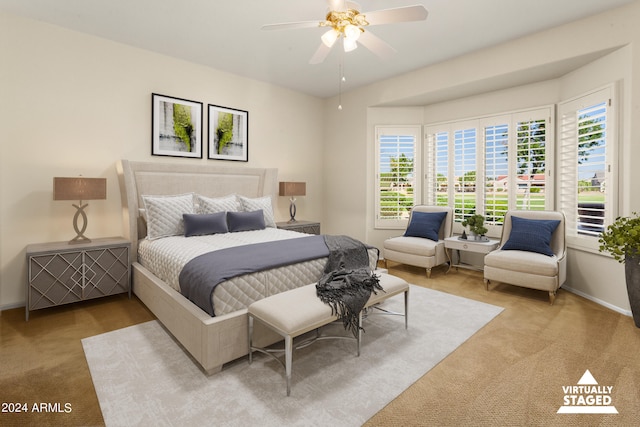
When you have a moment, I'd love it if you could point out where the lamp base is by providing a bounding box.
[69,235,91,245]
[69,202,92,244]
[288,197,298,223]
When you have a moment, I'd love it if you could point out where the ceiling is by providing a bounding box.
[0,0,635,99]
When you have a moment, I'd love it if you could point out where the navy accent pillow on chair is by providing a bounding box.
[502,216,560,256]
[183,212,228,237]
[404,211,447,241]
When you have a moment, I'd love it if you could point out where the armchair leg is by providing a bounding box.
[549,290,556,305]
[426,268,432,278]
[483,279,490,291]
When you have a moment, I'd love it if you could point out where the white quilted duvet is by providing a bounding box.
[138,229,378,316]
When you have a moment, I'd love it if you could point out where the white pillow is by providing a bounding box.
[142,193,194,240]
[196,194,239,214]
[237,195,276,228]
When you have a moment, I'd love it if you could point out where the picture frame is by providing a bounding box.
[152,93,203,158]
[208,104,248,162]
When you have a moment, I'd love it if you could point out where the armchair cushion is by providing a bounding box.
[384,236,439,257]
[484,250,559,277]
[404,211,447,241]
[502,216,560,256]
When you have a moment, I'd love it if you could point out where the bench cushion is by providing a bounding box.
[248,273,409,337]
[249,284,336,337]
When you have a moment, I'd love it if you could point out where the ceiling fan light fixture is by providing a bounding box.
[343,37,358,52]
[321,29,339,48]
[343,24,361,41]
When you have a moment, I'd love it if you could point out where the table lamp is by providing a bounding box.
[279,182,306,223]
[53,176,107,244]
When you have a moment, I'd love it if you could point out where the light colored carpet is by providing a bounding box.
[82,285,503,427]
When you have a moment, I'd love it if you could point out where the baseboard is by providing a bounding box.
[0,301,25,313]
[563,285,632,317]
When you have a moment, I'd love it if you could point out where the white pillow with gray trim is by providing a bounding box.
[237,195,276,228]
[142,193,194,240]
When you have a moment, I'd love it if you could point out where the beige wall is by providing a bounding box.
[3,3,640,315]
[0,13,324,308]
[323,1,640,314]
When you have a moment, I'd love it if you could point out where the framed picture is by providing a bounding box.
[152,93,203,158]
[208,104,248,162]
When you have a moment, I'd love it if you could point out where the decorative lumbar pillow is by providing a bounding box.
[237,195,276,228]
[502,216,560,256]
[183,212,228,237]
[195,194,239,214]
[142,193,194,240]
[227,210,266,232]
[404,211,447,241]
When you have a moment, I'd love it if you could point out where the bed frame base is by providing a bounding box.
[133,263,283,374]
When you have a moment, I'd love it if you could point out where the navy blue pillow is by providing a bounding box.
[502,216,560,256]
[183,212,228,237]
[227,210,265,232]
[404,211,447,241]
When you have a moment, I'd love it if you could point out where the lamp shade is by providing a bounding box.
[53,177,107,201]
[279,182,306,197]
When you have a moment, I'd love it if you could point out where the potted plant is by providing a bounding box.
[462,214,488,241]
[598,212,640,328]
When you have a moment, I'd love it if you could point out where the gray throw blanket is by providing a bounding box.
[316,235,382,337]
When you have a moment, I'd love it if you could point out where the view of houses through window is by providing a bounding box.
[424,108,553,228]
[376,88,615,248]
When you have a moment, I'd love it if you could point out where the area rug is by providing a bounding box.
[82,285,503,427]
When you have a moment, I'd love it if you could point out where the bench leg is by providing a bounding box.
[285,335,293,396]
[404,289,409,330]
[247,315,254,364]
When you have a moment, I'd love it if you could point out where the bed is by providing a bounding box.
[116,160,377,374]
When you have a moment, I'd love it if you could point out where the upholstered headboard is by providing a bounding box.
[116,160,278,263]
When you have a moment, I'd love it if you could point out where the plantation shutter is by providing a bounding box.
[426,107,552,234]
[484,122,509,225]
[375,126,421,229]
[454,127,478,223]
[424,131,449,207]
[558,85,616,251]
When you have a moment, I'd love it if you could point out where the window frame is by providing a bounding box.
[374,125,422,229]
[557,84,618,253]
[424,106,554,235]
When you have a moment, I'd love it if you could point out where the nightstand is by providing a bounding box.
[276,220,321,235]
[25,237,130,320]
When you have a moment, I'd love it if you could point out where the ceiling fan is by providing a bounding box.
[262,1,429,64]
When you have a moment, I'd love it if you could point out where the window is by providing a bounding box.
[558,85,617,251]
[484,123,509,224]
[375,126,421,228]
[425,107,553,231]
[454,127,477,223]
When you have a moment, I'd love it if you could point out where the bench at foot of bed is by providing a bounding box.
[247,272,409,396]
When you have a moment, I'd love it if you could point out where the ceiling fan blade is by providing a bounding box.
[261,21,320,31]
[309,43,333,64]
[363,5,429,26]
[357,31,396,60]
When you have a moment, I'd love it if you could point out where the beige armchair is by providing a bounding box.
[483,210,566,304]
[383,205,453,278]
